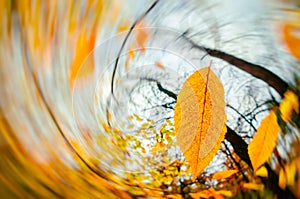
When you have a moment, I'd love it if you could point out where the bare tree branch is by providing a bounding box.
[205,48,288,96]
[225,127,252,167]
[186,38,289,97]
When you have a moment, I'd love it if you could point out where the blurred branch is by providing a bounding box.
[226,104,257,131]
[141,77,178,100]
[111,0,159,97]
[186,38,289,97]
[225,127,252,168]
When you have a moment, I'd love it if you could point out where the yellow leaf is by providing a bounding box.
[285,161,297,187]
[127,124,134,129]
[162,175,173,185]
[294,157,300,198]
[215,190,233,197]
[141,122,151,128]
[279,167,287,189]
[190,188,231,199]
[164,194,183,199]
[101,123,110,133]
[248,110,281,171]
[212,169,238,180]
[133,114,143,122]
[125,48,136,69]
[243,183,264,191]
[255,166,268,178]
[127,187,145,196]
[151,142,165,153]
[117,21,130,33]
[190,189,212,199]
[279,90,299,122]
[174,66,227,180]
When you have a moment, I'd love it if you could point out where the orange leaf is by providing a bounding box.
[215,190,233,197]
[155,61,165,69]
[136,25,149,53]
[282,9,300,60]
[279,167,287,189]
[69,32,96,86]
[248,110,281,171]
[189,189,213,199]
[141,147,146,154]
[243,183,264,191]
[212,169,238,180]
[174,66,227,180]
[125,48,136,69]
[164,194,183,199]
[106,109,112,120]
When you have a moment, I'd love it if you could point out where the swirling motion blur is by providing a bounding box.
[0,1,169,198]
[1,0,300,198]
